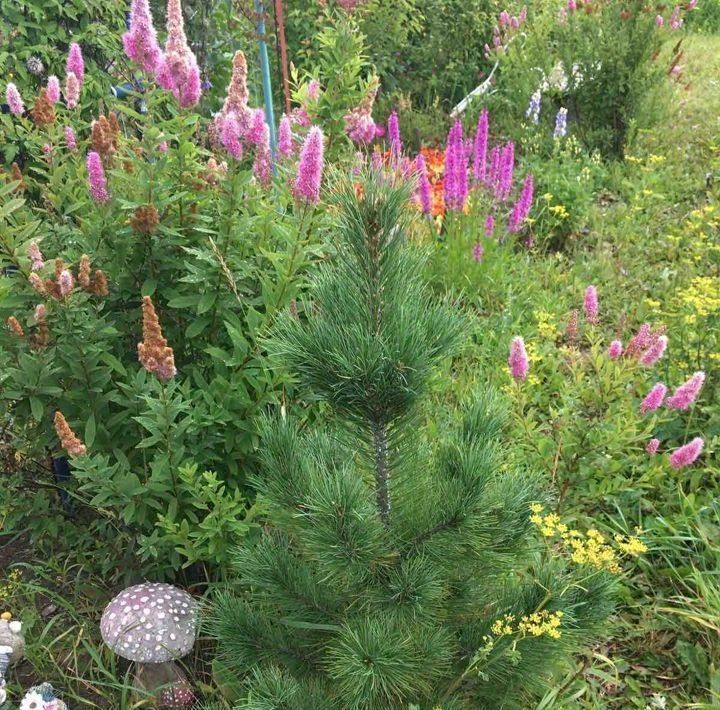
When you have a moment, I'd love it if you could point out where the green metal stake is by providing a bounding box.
[255,0,277,158]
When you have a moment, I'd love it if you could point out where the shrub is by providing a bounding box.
[0,40,328,578]
[210,175,620,708]
[489,0,691,158]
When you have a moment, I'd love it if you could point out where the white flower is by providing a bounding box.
[20,690,44,710]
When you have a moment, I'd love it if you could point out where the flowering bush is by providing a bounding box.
[0,29,329,577]
[490,0,696,157]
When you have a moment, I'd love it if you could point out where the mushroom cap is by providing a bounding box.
[100,583,198,663]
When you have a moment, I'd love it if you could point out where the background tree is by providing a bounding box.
[211,173,617,708]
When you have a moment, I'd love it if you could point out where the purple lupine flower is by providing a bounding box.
[608,340,623,359]
[641,383,667,413]
[415,154,432,215]
[277,114,293,158]
[64,72,80,109]
[66,43,85,86]
[526,90,541,125]
[473,108,489,183]
[64,125,77,151]
[666,371,705,411]
[123,0,163,74]
[646,438,660,455]
[639,335,668,366]
[583,285,599,325]
[46,76,61,104]
[670,437,704,469]
[508,174,534,233]
[496,141,515,201]
[388,110,402,157]
[509,336,529,381]
[293,126,324,204]
[484,213,495,237]
[5,83,24,115]
[554,108,568,139]
[472,243,484,262]
[86,151,109,203]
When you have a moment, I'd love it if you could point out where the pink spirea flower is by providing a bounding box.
[28,242,45,271]
[625,323,651,357]
[508,174,534,233]
[245,108,267,146]
[608,340,623,359]
[639,335,668,366]
[655,14,664,26]
[307,79,321,102]
[220,112,244,160]
[485,213,495,237]
[34,304,46,322]
[583,285,599,325]
[64,72,80,109]
[666,371,705,411]
[388,110,402,157]
[646,438,660,455]
[155,0,202,108]
[641,383,667,413]
[473,108,489,183]
[64,125,77,151]
[66,43,85,86]
[472,243,484,263]
[123,0,163,74]
[252,121,272,187]
[86,151,109,203]
[158,141,168,153]
[345,111,377,145]
[509,336,529,381]
[669,437,704,469]
[46,76,61,104]
[278,114,293,158]
[293,126,324,204]
[5,83,24,115]
[58,269,75,296]
[669,5,683,29]
[290,105,311,128]
[415,154,432,215]
[567,0,577,10]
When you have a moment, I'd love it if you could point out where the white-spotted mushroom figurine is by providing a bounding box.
[100,583,198,708]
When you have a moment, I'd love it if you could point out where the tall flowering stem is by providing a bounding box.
[388,110,402,158]
[509,336,529,381]
[444,120,468,212]
[123,0,163,73]
[508,174,534,233]
[583,285,599,325]
[669,437,704,469]
[415,154,432,216]
[54,412,87,457]
[138,296,177,381]
[473,109,489,183]
[86,152,109,203]
[5,83,24,115]
[666,371,705,411]
[66,43,85,86]
[293,126,324,204]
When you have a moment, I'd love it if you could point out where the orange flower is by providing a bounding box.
[54,411,86,456]
[138,296,176,381]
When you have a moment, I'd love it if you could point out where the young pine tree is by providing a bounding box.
[211,175,615,709]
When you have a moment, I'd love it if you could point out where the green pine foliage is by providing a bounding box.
[210,174,616,709]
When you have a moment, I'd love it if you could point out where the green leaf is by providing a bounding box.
[29,397,44,422]
[85,413,97,448]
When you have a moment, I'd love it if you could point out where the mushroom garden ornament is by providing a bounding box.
[100,583,198,708]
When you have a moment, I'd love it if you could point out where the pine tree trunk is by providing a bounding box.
[372,419,390,526]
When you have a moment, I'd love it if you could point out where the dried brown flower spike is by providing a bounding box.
[53,411,87,457]
[138,296,176,381]
[90,270,109,297]
[31,89,55,126]
[78,254,91,288]
[131,205,160,235]
[10,163,24,192]
[6,316,24,337]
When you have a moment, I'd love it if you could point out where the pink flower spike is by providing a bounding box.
[66,43,85,86]
[473,108,489,183]
[472,243,484,263]
[5,83,24,115]
[608,340,623,359]
[388,110,402,157]
[484,213,495,237]
[583,285,599,325]
[646,438,660,455]
[669,437,704,469]
[509,336,529,381]
[415,154,432,215]
[58,269,75,296]
[64,72,80,109]
[641,383,667,414]
[639,335,668,367]
[28,242,45,271]
[655,14,664,26]
[277,114,293,158]
[64,125,77,151]
[666,371,705,411]
[293,126,324,204]
[220,112,244,160]
[46,76,61,104]
[123,0,163,73]
[86,151,109,203]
